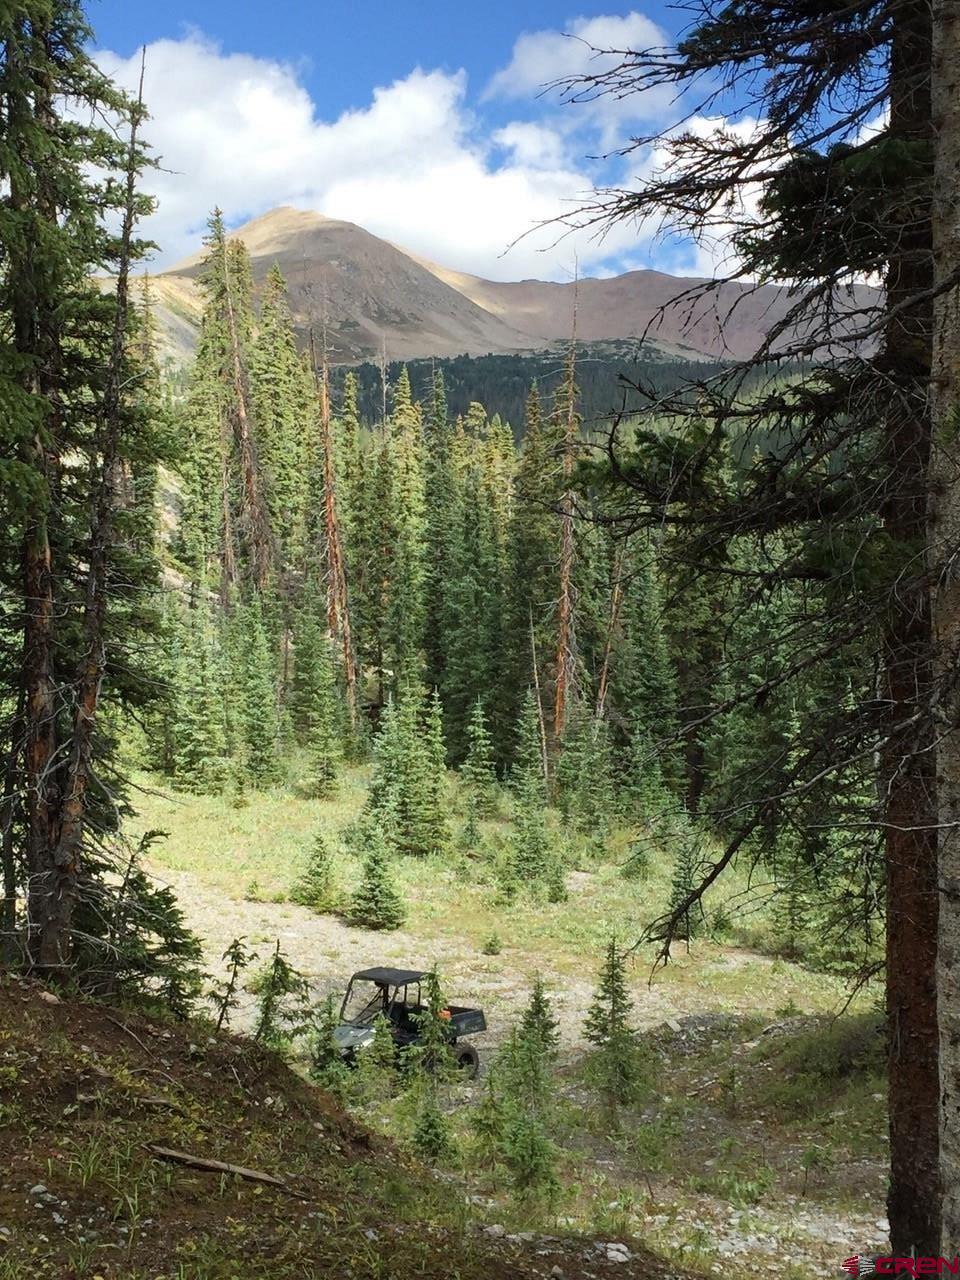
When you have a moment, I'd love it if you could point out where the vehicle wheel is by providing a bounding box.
[455,1042,480,1080]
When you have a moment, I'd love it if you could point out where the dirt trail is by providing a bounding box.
[156,864,682,1052]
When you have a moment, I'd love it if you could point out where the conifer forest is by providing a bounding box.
[2,1,960,1277]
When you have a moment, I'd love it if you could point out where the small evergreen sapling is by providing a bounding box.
[583,938,652,1113]
[306,635,343,798]
[406,970,457,1161]
[209,936,253,1032]
[358,1014,399,1094]
[250,941,312,1052]
[347,821,406,931]
[291,831,339,913]
[470,1074,509,1168]
[669,834,704,942]
[496,1027,560,1204]
[519,974,561,1060]
[312,994,348,1091]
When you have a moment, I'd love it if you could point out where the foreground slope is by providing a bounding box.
[0,977,692,1280]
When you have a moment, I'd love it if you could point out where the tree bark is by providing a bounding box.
[883,0,939,1253]
[222,245,272,591]
[554,341,578,738]
[930,0,960,1250]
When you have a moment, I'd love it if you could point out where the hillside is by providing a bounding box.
[0,975,693,1280]
[146,205,873,368]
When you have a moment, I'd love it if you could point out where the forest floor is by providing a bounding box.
[128,765,892,1279]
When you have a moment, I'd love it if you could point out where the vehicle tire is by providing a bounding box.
[455,1042,480,1080]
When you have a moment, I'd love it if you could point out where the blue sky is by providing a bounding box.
[88,3,736,280]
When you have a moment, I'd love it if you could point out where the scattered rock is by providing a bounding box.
[483,1224,505,1238]
[37,991,60,1006]
[28,1186,47,1198]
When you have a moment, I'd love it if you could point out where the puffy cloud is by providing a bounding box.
[493,122,570,170]
[98,32,651,279]
[486,13,667,103]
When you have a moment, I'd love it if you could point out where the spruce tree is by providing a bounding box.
[511,688,546,799]
[234,599,282,788]
[306,632,343,798]
[347,822,406,930]
[251,941,311,1051]
[462,699,498,816]
[291,832,339,914]
[519,974,561,1060]
[583,938,650,1112]
[172,603,231,794]
[249,264,310,569]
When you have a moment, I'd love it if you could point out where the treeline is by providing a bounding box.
[339,346,731,437]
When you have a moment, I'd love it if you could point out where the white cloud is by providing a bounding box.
[98,32,656,281]
[486,13,667,103]
[493,122,569,169]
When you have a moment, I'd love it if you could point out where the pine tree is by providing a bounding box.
[583,938,650,1112]
[668,836,704,942]
[519,974,560,1059]
[353,1013,399,1105]
[347,822,406,930]
[510,783,553,893]
[306,633,343,798]
[0,4,170,973]
[384,367,427,684]
[291,832,339,913]
[494,1027,560,1203]
[233,599,282,788]
[609,539,680,780]
[417,689,451,857]
[584,938,634,1049]
[462,699,498,816]
[512,688,546,799]
[407,969,457,1159]
[368,690,448,858]
[172,603,231,794]
[470,1073,510,1168]
[249,264,310,569]
[311,994,348,1088]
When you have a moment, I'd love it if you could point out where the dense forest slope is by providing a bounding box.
[145,206,875,367]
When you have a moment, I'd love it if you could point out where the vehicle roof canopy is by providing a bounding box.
[351,967,426,987]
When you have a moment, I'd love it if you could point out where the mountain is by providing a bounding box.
[149,207,537,365]
[145,205,874,367]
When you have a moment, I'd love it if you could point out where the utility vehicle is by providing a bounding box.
[333,967,486,1078]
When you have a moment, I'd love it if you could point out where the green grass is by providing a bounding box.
[126,763,870,1021]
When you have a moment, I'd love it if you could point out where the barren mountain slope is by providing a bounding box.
[142,205,877,366]
[154,206,538,363]
[417,255,877,361]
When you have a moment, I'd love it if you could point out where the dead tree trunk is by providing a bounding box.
[222,243,272,591]
[311,333,358,731]
[554,333,579,739]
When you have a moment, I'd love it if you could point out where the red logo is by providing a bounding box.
[844,1259,960,1277]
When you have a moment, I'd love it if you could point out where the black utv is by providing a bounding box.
[333,967,486,1078]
